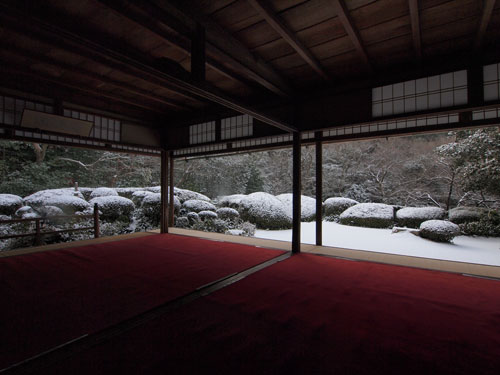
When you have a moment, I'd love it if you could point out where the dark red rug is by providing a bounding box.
[0,234,284,369]
[40,253,500,375]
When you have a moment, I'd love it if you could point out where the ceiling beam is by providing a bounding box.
[0,1,296,133]
[331,0,372,71]
[247,0,329,81]
[408,0,422,60]
[474,0,496,50]
[152,0,293,96]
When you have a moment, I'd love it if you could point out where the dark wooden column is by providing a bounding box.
[168,152,175,226]
[160,150,169,233]
[315,131,323,246]
[292,132,301,254]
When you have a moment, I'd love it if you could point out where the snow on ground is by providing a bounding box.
[255,221,500,266]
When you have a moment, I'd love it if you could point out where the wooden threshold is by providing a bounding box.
[0,231,155,258]
[166,228,500,280]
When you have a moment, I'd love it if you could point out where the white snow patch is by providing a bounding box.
[255,221,500,266]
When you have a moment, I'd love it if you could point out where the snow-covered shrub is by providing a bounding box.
[37,205,64,217]
[0,214,10,221]
[276,194,316,222]
[192,218,228,233]
[90,187,118,199]
[239,192,292,230]
[187,212,200,225]
[15,206,35,218]
[183,199,216,213]
[0,194,23,215]
[174,188,211,203]
[198,210,217,220]
[24,189,88,214]
[89,196,135,222]
[115,187,144,199]
[459,210,500,237]
[448,207,487,224]
[77,188,94,201]
[339,203,394,228]
[175,216,189,228]
[131,190,154,205]
[216,207,240,221]
[240,221,256,236]
[139,193,161,227]
[217,194,246,209]
[323,197,358,220]
[420,220,460,242]
[396,207,446,228]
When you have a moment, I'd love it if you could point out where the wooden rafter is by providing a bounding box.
[331,0,372,71]
[247,0,329,81]
[474,0,496,50]
[0,1,296,133]
[408,0,422,59]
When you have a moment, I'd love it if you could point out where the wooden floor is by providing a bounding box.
[2,228,499,279]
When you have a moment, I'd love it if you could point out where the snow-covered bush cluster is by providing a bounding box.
[396,207,446,228]
[323,197,358,221]
[339,203,394,228]
[419,220,460,242]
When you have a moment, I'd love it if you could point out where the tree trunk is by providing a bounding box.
[32,143,48,163]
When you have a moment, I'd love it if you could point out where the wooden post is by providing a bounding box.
[160,150,169,233]
[93,203,100,238]
[169,152,175,226]
[315,131,323,246]
[292,131,301,254]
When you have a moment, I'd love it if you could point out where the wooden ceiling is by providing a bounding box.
[0,0,499,129]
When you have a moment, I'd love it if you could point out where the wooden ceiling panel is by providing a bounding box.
[297,17,346,49]
[235,20,281,49]
[210,0,261,33]
[310,36,355,60]
[349,0,409,31]
[421,16,479,46]
[269,52,312,71]
[367,34,413,66]
[322,50,369,77]
[420,0,481,30]
[190,0,237,15]
[279,0,337,32]
[252,38,295,62]
[360,15,412,46]
[149,44,190,62]
[423,35,474,58]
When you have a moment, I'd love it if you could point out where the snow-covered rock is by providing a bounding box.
[90,187,118,199]
[217,194,247,209]
[115,187,145,199]
[396,207,446,228]
[24,189,89,214]
[0,194,23,215]
[183,199,216,213]
[216,207,240,221]
[420,220,460,242]
[15,206,35,218]
[323,197,358,219]
[198,210,218,220]
[276,194,317,222]
[89,196,135,221]
[339,203,394,228]
[0,214,11,221]
[226,229,245,236]
[239,192,292,230]
[448,207,487,224]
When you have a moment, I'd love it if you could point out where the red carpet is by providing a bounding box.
[40,253,500,375]
[0,234,284,369]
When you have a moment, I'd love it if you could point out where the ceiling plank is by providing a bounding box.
[331,0,372,71]
[247,0,329,81]
[408,0,422,59]
[0,1,296,133]
[474,0,496,50]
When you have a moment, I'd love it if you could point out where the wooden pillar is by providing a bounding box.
[169,152,175,226]
[315,131,323,246]
[292,132,301,254]
[160,150,169,233]
[191,22,206,82]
